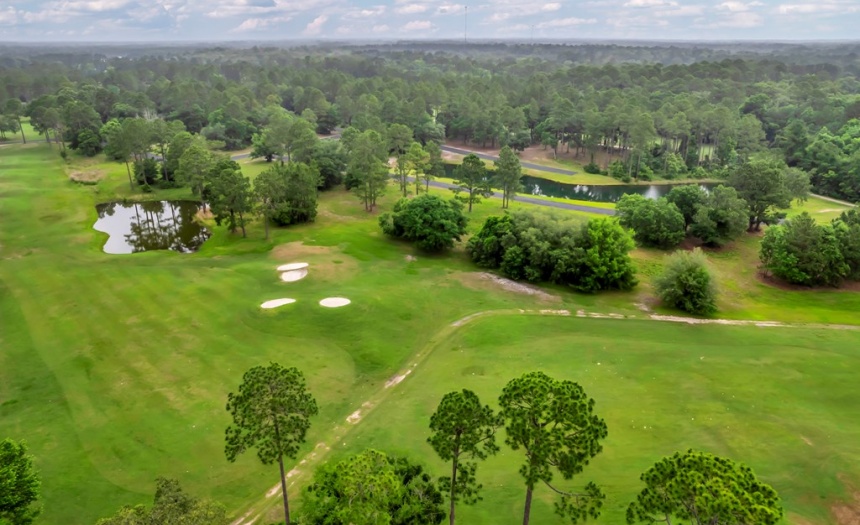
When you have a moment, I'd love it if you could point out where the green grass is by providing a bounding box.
[786,196,854,223]
[2,143,859,525]
[343,315,860,525]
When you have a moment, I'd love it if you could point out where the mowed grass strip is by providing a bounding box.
[341,314,860,525]
[3,143,860,525]
[0,144,566,523]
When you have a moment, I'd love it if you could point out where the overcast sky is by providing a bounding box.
[0,0,857,42]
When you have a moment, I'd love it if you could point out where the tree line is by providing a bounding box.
[2,46,859,200]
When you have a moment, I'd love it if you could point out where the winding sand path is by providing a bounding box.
[229,308,857,524]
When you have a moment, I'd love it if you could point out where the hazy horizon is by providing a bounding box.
[0,0,858,43]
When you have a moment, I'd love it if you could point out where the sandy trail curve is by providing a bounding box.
[230,307,858,524]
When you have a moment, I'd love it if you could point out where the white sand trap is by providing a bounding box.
[280,268,308,282]
[320,297,351,308]
[260,298,296,309]
[277,262,309,271]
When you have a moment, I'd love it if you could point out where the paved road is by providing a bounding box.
[440,145,577,176]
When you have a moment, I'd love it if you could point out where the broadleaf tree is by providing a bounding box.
[225,363,319,525]
[0,438,41,525]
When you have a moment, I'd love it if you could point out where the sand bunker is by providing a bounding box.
[320,297,351,308]
[277,262,309,272]
[280,268,308,282]
[260,298,296,309]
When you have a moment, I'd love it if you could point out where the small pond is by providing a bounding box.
[93,201,210,254]
[521,176,718,203]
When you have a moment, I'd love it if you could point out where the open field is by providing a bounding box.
[340,314,860,525]
[2,142,859,525]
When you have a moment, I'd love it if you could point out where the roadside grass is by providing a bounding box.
[2,143,859,525]
[787,196,853,223]
[336,314,860,525]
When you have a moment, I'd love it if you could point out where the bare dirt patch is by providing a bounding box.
[455,272,560,302]
[833,490,860,525]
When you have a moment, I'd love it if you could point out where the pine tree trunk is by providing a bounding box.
[449,457,458,525]
[278,455,291,525]
[522,486,533,525]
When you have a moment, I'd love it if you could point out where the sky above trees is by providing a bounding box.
[0,0,857,41]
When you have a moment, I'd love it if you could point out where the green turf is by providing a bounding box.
[787,196,854,223]
[1,143,858,525]
[341,314,860,525]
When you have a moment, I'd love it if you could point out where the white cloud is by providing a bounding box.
[343,5,386,18]
[623,0,678,7]
[717,1,762,12]
[436,3,463,14]
[777,2,859,14]
[231,15,291,31]
[372,23,389,32]
[541,3,561,11]
[403,19,433,30]
[0,7,17,25]
[60,0,133,12]
[537,16,597,28]
[394,3,427,14]
[302,13,327,35]
[488,12,510,21]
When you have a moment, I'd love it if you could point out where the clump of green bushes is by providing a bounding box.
[467,210,638,292]
[654,249,718,315]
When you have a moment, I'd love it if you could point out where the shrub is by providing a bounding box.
[654,249,717,315]
[379,194,468,252]
[468,210,637,292]
[690,185,749,247]
[583,162,601,174]
[616,194,686,249]
[760,212,848,286]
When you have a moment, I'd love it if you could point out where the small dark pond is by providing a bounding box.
[521,176,718,203]
[442,162,717,203]
[93,201,210,254]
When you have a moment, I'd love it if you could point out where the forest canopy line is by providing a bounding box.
[2,43,860,202]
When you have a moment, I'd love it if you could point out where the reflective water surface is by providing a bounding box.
[93,201,210,254]
[521,176,718,203]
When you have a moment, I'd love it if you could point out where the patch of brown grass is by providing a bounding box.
[270,242,359,282]
[68,170,104,184]
[833,491,860,525]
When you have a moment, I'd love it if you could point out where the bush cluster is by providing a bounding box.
[654,249,718,315]
[760,210,860,286]
[379,195,468,252]
[467,210,638,292]
[617,185,749,249]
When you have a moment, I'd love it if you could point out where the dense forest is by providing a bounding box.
[1,41,859,201]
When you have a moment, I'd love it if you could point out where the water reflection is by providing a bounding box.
[521,176,717,203]
[93,201,210,254]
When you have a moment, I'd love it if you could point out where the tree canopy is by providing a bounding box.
[627,450,783,525]
[379,194,468,252]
